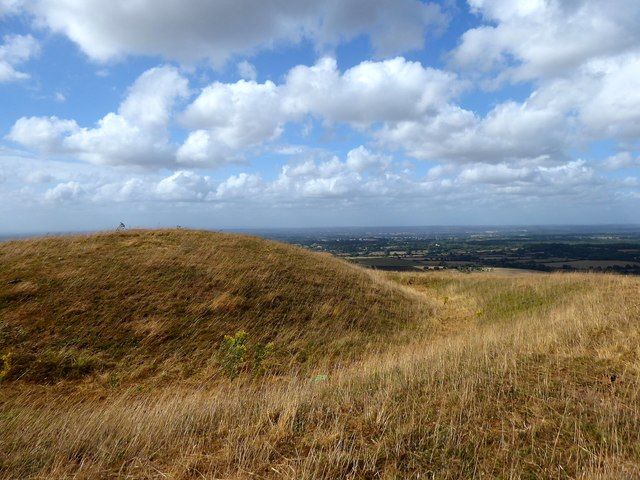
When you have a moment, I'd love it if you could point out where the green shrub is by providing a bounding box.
[219,331,275,377]
[220,330,248,377]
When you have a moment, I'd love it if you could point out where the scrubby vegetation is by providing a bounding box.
[1,230,639,478]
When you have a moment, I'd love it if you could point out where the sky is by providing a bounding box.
[0,0,639,233]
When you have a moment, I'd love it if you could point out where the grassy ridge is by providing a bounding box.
[0,230,429,384]
[1,230,639,478]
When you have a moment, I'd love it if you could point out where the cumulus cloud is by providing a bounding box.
[8,65,189,166]
[8,116,79,152]
[177,57,461,165]
[452,0,640,81]
[0,34,39,82]
[8,50,638,172]
[443,1,640,155]
[31,146,401,205]
[2,0,639,226]
[10,56,459,167]
[156,170,214,201]
[30,148,610,210]
[377,95,571,164]
[5,0,639,203]
[174,52,638,168]
[456,160,597,194]
[282,57,459,125]
[345,146,390,173]
[577,53,640,139]
[378,49,640,165]
[18,0,446,65]
[44,181,85,202]
[271,156,366,198]
[179,79,282,165]
[215,173,263,199]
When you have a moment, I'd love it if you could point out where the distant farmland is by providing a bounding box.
[262,227,640,274]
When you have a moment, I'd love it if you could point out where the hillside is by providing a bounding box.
[0,229,430,384]
[1,230,640,479]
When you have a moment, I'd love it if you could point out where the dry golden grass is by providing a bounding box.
[0,229,429,385]
[1,230,639,479]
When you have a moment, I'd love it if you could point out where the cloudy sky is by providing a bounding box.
[1,0,639,233]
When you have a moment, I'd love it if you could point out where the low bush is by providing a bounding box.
[219,331,275,377]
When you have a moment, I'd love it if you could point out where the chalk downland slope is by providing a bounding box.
[0,229,429,384]
[1,230,640,479]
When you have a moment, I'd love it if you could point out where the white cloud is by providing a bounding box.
[8,116,79,152]
[155,170,214,201]
[577,53,640,139]
[377,97,569,164]
[345,145,390,173]
[8,51,637,173]
[282,57,459,125]
[457,163,534,185]
[4,1,638,200]
[378,49,640,164]
[118,66,189,131]
[215,173,262,199]
[457,160,597,192]
[603,152,640,171]
[443,1,640,156]
[92,178,147,203]
[0,34,39,82]
[268,147,413,199]
[3,143,620,220]
[11,56,453,168]
[0,0,23,17]
[20,0,446,65]
[2,1,640,226]
[177,57,461,165]
[453,0,640,81]
[8,65,189,166]
[179,79,282,165]
[61,113,176,166]
[44,181,85,202]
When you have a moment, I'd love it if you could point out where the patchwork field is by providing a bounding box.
[1,230,639,478]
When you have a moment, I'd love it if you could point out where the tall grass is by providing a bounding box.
[1,231,639,478]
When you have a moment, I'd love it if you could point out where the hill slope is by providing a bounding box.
[0,229,429,384]
[1,230,640,479]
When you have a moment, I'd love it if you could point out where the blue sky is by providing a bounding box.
[0,0,639,233]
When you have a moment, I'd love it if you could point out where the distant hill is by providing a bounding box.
[1,230,639,479]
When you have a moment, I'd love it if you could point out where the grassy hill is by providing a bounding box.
[0,229,430,384]
[1,230,639,478]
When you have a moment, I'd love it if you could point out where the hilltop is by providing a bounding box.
[1,230,639,479]
[0,229,429,384]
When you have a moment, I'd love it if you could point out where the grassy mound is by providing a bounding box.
[1,231,639,479]
[0,229,428,384]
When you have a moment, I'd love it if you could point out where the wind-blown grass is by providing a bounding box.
[1,230,639,478]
